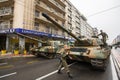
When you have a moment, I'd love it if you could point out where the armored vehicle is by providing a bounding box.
[14,32,61,59]
[30,40,60,59]
[42,13,111,71]
[69,37,111,70]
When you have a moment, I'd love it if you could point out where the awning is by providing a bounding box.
[0,28,69,40]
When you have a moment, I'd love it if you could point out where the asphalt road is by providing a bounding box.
[0,53,114,80]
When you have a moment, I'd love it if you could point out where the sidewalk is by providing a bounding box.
[0,53,34,60]
[117,48,120,52]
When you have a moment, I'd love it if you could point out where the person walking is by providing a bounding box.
[57,44,73,78]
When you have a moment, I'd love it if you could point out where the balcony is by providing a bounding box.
[35,2,65,21]
[35,12,52,25]
[0,0,8,2]
[0,7,13,16]
[0,0,14,7]
[0,7,13,20]
[0,21,13,30]
[55,0,66,7]
[49,0,65,11]
[40,0,65,13]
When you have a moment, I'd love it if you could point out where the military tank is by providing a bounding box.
[14,32,61,59]
[42,13,111,71]
[30,40,61,59]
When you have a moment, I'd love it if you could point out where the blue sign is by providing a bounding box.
[0,28,70,40]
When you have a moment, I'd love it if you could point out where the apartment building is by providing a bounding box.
[112,35,120,45]
[93,27,98,36]
[65,0,93,39]
[85,23,93,38]
[80,14,94,38]
[0,0,66,52]
[65,0,81,39]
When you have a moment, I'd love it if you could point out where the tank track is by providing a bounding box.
[91,59,107,71]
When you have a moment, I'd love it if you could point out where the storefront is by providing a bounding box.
[0,28,69,54]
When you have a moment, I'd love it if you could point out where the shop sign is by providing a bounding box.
[21,29,50,37]
[14,28,65,39]
[0,29,14,33]
[51,34,64,39]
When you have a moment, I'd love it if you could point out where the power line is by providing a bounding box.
[88,5,120,17]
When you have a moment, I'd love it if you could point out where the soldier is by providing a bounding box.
[57,43,73,78]
[98,30,108,47]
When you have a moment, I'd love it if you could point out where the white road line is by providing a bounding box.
[0,63,8,66]
[110,56,119,80]
[0,72,17,79]
[36,62,76,80]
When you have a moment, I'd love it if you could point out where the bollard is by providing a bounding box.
[1,50,6,55]
[24,50,27,55]
[14,50,19,55]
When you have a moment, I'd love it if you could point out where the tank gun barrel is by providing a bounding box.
[42,13,81,42]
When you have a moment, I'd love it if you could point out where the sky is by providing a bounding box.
[69,0,120,44]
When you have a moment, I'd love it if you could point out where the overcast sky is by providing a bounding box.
[69,0,120,44]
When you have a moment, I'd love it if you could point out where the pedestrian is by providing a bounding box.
[98,30,108,47]
[57,43,73,78]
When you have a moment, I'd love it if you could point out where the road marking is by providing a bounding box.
[0,63,7,66]
[0,72,17,79]
[27,60,39,64]
[36,62,76,80]
[0,65,14,69]
[110,55,119,80]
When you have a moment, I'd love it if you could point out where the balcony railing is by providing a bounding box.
[0,7,13,16]
[0,24,12,30]
[35,2,65,20]
[0,21,12,29]
[0,0,8,3]
[55,0,66,7]
[48,0,65,11]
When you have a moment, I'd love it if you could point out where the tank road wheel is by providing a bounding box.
[35,52,40,57]
[101,58,109,71]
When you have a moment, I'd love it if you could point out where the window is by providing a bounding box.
[35,10,39,17]
[62,30,65,36]
[55,19,58,22]
[46,26,50,33]
[34,22,39,30]
[54,28,58,34]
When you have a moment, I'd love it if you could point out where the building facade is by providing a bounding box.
[93,27,98,36]
[112,35,120,45]
[65,0,93,39]
[65,0,81,38]
[0,0,66,53]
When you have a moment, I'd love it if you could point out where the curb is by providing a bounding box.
[0,54,34,60]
